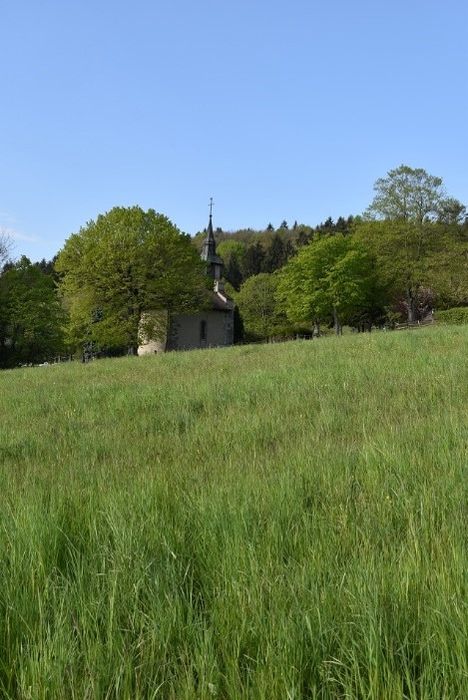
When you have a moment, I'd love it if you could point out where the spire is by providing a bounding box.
[202,197,216,259]
[201,197,223,281]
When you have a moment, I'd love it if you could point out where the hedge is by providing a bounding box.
[435,307,468,325]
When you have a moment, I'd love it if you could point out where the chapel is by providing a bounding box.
[137,207,235,354]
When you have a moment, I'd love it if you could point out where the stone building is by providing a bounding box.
[138,209,235,354]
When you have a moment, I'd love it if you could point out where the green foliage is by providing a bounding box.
[56,206,208,352]
[354,220,467,321]
[217,240,245,290]
[437,197,467,224]
[263,233,294,273]
[365,164,449,223]
[0,327,466,697]
[235,272,290,340]
[0,256,65,367]
[216,239,245,264]
[241,241,265,279]
[0,231,12,266]
[277,235,382,331]
[435,306,468,324]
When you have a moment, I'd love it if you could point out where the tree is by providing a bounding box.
[225,255,243,291]
[362,165,467,321]
[365,164,461,224]
[277,236,382,335]
[296,227,311,247]
[241,242,265,279]
[55,206,208,353]
[354,220,467,322]
[0,257,65,367]
[217,240,245,290]
[235,273,290,340]
[437,198,467,225]
[35,257,58,278]
[263,233,294,273]
[0,229,12,268]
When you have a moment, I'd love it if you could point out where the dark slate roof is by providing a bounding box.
[211,291,234,311]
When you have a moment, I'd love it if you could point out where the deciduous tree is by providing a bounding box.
[217,240,245,290]
[354,220,467,322]
[365,164,462,224]
[56,206,208,353]
[235,273,289,340]
[277,236,382,334]
[0,230,12,267]
[0,256,65,367]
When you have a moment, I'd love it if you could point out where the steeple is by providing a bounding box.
[200,197,224,281]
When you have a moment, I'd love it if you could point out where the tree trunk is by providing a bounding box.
[406,288,417,323]
[333,306,342,335]
[313,321,321,338]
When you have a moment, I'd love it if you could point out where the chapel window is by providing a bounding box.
[200,320,207,342]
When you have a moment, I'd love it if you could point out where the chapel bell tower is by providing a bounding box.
[200,197,224,283]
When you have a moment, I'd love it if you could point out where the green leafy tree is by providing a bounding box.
[437,198,467,225]
[295,225,313,248]
[56,206,208,353]
[354,220,467,322]
[0,256,65,367]
[362,166,467,321]
[217,240,245,290]
[225,256,243,291]
[429,229,468,309]
[235,273,290,340]
[277,236,382,335]
[365,164,462,224]
[0,230,12,267]
[217,240,245,264]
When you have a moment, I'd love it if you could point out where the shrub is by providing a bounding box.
[436,307,468,325]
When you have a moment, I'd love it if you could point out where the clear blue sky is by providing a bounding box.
[1,0,467,261]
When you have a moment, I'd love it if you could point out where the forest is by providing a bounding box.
[0,165,467,368]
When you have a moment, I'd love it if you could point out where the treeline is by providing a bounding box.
[220,216,468,341]
[193,216,356,289]
[0,256,65,368]
[0,165,467,367]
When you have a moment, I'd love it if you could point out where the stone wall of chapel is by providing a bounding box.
[137,311,168,355]
[168,311,233,351]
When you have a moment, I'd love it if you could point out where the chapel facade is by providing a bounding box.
[137,209,235,354]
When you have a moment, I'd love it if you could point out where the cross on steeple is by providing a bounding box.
[209,197,214,219]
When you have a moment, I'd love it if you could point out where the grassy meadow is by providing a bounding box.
[0,326,467,699]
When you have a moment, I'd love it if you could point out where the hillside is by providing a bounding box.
[0,327,467,698]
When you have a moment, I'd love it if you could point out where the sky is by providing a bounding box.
[1,0,467,261]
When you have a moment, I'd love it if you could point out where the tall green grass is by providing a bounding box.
[0,326,466,699]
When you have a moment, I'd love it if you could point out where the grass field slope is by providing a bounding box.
[0,326,467,699]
